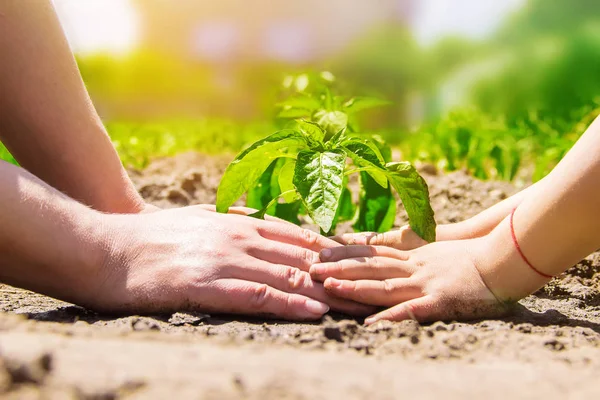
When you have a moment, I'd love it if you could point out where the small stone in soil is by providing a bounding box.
[323,326,344,342]
[430,321,448,332]
[298,335,316,344]
[349,339,371,352]
[131,318,161,332]
[395,320,421,339]
[366,319,394,333]
[544,339,566,352]
[168,312,209,326]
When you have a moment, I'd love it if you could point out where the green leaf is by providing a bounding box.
[217,130,308,212]
[354,172,396,233]
[273,201,302,225]
[297,120,325,142]
[246,160,279,211]
[370,135,393,162]
[342,139,388,188]
[334,178,356,223]
[343,97,391,114]
[278,159,297,203]
[293,150,346,233]
[327,128,347,147]
[249,190,300,220]
[315,111,348,139]
[385,162,436,243]
[0,143,18,166]
[269,158,287,198]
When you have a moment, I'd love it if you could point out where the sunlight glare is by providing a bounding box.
[53,0,139,55]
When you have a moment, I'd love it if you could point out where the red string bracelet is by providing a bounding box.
[509,208,553,279]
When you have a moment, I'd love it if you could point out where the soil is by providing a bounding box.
[1,152,599,399]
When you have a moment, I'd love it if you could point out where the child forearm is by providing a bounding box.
[479,116,600,300]
[438,180,543,240]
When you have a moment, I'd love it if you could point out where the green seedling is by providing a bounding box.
[216,72,436,241]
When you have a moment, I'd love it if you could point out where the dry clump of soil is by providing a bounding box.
[1,152,600,399]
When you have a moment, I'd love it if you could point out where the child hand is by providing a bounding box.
[329,225,429,251]
[310,238,511,323]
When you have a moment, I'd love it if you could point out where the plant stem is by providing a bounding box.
[249,189,298,219]
[345,166,372,176]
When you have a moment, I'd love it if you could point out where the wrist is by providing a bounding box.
[473,216,551,303]
[59,210,138,311]
[92,168,145,214]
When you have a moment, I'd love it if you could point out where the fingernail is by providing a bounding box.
[326,278,341,288]
[365,315,379,325]
[305,300,330,315]
[320,248,332,261]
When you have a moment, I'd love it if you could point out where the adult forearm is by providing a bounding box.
[0,0,143,213]
[0,160,106,306]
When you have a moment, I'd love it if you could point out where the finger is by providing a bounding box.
[323,278,422,307]
[196,204,257,216]
[319,245,409,263]
[364,296,438,324]
[197,205,298,225]
[226,262,376,317]
[257,221,339,252]
[330,227,428,250]
[310,257,413,281]
[250,240,320,271]
[329,232,379,246]
[199,279,330,321]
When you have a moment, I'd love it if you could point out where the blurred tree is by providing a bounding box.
[471,0,600,122]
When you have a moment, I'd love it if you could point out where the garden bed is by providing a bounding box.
[1,153,599,399]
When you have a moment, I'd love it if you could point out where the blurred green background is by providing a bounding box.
[2,0,600,182]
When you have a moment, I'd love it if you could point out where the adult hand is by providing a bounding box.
[92,206,374,320]
[309,238,511,324]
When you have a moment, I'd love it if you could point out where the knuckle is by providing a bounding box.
[372,233,386,246]
[364,232,377,245]
[368,257,380,269]
[328,261,345,276]
[367,246,378,257]
[224,227,249,242]
[383,280,396,295]
[340,234,354,245]
[301,228,318,247]
[301,248,318,266]
[250,284,271,310]
[282,293,293,317]
[286,267,310,291]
